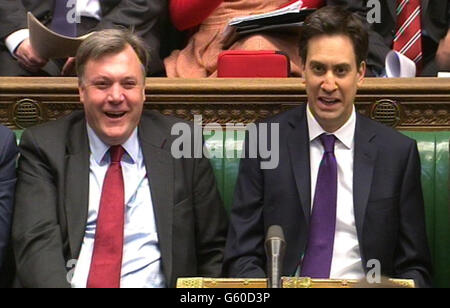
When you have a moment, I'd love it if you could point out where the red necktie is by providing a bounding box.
[393,0,423,74]
[87,146,125,288]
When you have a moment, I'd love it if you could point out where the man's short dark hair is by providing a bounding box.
[299,6,369,66]
[76,29,149,83]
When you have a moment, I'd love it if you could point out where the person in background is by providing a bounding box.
[366,0,450,76]
[12,29,228,288]
[164,0,368,77]
[0,125,18,285]
[223,6,432,288]
[0,0,166,77]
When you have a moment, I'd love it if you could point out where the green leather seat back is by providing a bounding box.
[402,131,450,288]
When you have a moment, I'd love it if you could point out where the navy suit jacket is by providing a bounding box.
[0,125,18,271]
[223,104,432,288]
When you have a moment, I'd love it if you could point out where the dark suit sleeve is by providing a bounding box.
[0,128,18,270]
[223,131,267,278]
[192,149,229,277]
[0,0,28,40]
[394,140,432,287]
[12,129,70,288]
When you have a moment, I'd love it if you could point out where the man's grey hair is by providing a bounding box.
[76,29,149,83]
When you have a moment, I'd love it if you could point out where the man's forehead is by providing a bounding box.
[306,34,358,65]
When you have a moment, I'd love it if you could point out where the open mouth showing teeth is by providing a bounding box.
[320,98,340,105]
[105,112,126,118]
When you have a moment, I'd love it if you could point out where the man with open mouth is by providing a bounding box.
[12,29,228,288]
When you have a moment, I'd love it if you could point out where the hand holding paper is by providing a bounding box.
[14,38,49,73]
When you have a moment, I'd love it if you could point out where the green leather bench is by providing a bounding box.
[205,130,450,288]
[12,129,450,287]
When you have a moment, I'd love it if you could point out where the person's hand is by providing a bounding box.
[14,38,48,72]
[62,57,76,76]
[436,29,450,71]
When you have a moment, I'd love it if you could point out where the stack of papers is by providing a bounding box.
[221,0,315,48]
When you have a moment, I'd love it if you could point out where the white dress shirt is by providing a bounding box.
[5,0,101,55]
[71,125,166,288]
[306,104,365,280]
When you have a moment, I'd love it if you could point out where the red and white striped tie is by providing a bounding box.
[393,0,423,74]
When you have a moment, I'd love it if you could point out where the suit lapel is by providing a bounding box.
[353,115,377,250]
[138,115,174,286]
[64,119,90,259]
[287,105,311,227]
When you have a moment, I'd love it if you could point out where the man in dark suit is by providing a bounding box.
[0,0,166,76]
[0,125,18,282]
[366,0,450,76]
[223,6,432,287]
[12,29,228,288]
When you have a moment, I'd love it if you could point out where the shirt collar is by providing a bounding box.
[306,104,356,149]
[87,124,140,164]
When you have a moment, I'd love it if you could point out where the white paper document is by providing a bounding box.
[228,0,304,26]
[385,50,417,78]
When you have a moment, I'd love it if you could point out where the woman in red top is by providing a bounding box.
[165,0,325,77]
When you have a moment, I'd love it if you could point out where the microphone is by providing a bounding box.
[265,225,286,288]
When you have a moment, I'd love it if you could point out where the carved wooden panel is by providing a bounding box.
[0,77,449,130]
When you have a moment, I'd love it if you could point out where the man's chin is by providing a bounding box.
[100,130,131,146]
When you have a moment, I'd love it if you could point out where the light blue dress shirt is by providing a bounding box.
[71,125,166,288]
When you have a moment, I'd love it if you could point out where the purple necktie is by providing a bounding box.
[300,134,337,278]
[51,0,77,37]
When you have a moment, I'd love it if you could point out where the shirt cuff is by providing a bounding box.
[5,29,30,56]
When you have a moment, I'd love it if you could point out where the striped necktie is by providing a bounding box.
[393,0,423,74]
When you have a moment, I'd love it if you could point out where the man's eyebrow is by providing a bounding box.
[309,60,352,68]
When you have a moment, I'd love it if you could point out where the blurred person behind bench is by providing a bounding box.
[164,0,369,77]
[0,0,166,77]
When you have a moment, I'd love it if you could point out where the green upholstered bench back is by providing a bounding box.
[205,130,450,288]
[400,132,450,288]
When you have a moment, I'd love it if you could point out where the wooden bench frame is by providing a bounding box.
[0,77,449,131]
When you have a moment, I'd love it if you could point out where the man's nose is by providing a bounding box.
[320,73,338,93]
[107,83,125,104]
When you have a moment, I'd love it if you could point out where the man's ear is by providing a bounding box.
[357,61,366,86]
[300,58,306,80]
[78,81,85,104]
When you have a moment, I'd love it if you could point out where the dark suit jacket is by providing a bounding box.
[12,110,228,288]
[0,0,166,75]
[366,0,450,76]
[223,104,432,288]
[0,125,18,271]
